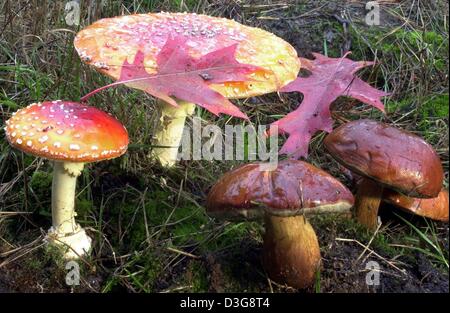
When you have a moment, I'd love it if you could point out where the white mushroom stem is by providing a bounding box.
[151,100,196,167]
[47,161,92,259]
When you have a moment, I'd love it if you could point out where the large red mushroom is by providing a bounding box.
[74,12,300,167]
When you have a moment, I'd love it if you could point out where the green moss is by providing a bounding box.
[170,207,208,246]
[419,94,449,118]
[386,94,448,119]
[313,214,400,258]
[111,251,163,292]
[415,94,449,143]
[186,261,209,292]
[386,98,414,114]
[42,244,68,268]
[75,198,94,220]
[102,277,121,293]
[30,170,52,197]
[30,170,53,215]
[201,222,262,252]
[351,28,448,71]
[141,253,164,291]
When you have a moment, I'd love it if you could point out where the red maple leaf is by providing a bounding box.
[270,52,389,159]
[117,36,264,119]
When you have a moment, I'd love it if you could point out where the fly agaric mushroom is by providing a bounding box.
[382,188,449,222]
[206,160,354,289]
[324,119,444,230]
[4,101,129,258]
[74,12,300,167]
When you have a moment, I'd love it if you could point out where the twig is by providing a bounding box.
[356,219,382,262]
[166,246,200,259]
[335,237,407,275]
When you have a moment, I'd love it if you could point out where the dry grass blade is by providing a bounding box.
[335,237,407,275]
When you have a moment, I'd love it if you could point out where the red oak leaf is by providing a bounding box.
[118,36,264,119]
[270,52,388,159]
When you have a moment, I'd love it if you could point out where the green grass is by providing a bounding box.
[395,214,449,270]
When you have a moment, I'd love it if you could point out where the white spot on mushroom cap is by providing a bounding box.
[69,144,81,151]
[38,135,49,143]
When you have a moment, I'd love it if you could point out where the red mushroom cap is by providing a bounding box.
[324,119,443,198]
[74,12,300,99]
[206,160,354,219]
[383,188,449,222]
[4,101,129,162]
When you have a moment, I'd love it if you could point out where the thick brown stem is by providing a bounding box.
[354,178,383,230]
[263,215,321,289]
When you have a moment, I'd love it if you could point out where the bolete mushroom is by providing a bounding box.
[324,119,444,230]
[74,12,300,167]
[206,160,354,289]
[382,188,449,222]
[4,101,129,258]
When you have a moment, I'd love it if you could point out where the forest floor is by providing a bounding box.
[0,0,448,293]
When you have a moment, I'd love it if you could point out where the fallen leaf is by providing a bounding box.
[118,36,264,119]
[270,52,388,158]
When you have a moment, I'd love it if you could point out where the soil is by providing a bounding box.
[0,196,448,293]
[320,237,449,293]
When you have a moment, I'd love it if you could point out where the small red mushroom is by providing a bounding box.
[324,119,444,230]
[206,160,354,289]
[382,188,449,222]
[4,101,129,258]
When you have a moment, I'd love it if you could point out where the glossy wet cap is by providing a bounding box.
[74,12,300,99]
[4,101,129,162]
[324,119,443,198]
[383,189,449,222]
[206,160,354,219]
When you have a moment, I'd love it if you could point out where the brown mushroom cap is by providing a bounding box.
[206,160,354,219]
[383,188,449,222]
[324,119,443,198]
[4,101,129,162]
[74,12,300,99]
